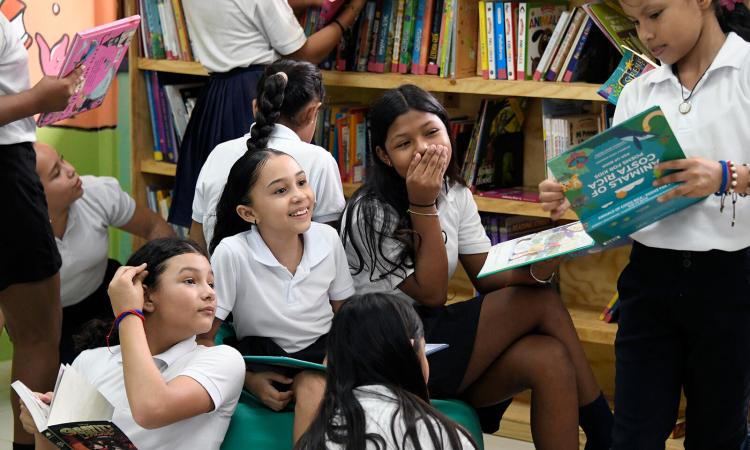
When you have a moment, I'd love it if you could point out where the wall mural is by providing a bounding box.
[1,0,120,129]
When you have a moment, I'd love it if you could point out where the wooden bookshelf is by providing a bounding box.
[140,159,177,176]
[136,58,605,101]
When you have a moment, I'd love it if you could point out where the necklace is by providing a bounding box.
[675,63,711,115]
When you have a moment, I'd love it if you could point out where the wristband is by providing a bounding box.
[530,265,555,284]
[715,160,728,195]
[106,309,145,350]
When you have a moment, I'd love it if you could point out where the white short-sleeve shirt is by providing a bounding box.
[181,0,306,73]
[193,124,346,247]
[58,176,135,307]
[342,182,490,303]
[72,338,245,450]
[211,222,355,353]
[615,32,750,252]
[326,385,475,450]
[0,15,35,144]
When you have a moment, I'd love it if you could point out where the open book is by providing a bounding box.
[12,365,136,449]
[37,15,141,127]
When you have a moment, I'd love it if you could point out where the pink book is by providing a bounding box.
[37,15,141,127]
[319,0,347,26]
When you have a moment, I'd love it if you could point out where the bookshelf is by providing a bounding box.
[126,1,686,446]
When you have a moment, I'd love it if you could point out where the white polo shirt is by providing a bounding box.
[181,0,306,73]
[326,385,475,450]
[0,15,35,145]
[212,222,355,353]
[342,182,490,303]
[58,176,135,307]
[616,32,750,252]
[193,124,345,247]
[72,338,245,450]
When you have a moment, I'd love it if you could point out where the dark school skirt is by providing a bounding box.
[416,296,512,433]
[59,258,121,364]
[169,64,266,227]
[0,142,61,291]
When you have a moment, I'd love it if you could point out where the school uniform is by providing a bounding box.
[342,182,511,432]
[193,123,345,248]
[57,176,136,363]
[612,32,750,450]
[326,385,476,450]
[169,0,308,227]
[0,15,60,291]
[212,222,354,364]
[73,338,245,450]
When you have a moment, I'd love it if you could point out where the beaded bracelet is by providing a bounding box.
[742,163,750,198]
[407,208,439,217]
[106,309,145,350]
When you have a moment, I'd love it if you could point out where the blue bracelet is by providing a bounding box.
[114,309,144,328]
[715,160,728,196]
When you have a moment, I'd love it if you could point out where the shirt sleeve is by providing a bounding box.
[329,234,356,301]
[192,162,209,223]
[456,187,491,255]
[210,241,238,321]
[91,177,136,228]
[254,1,307,56]
[177,345,245,413]
[311,152,346,223]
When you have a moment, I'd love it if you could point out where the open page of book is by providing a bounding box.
[478,222,595,278]
[10,381,50,433]
[47,364,114,427]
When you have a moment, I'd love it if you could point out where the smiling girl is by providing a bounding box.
[205,148,355,443]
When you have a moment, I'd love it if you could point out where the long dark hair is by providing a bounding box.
[74,238,206,351]
[209,148,287,254]
[340,84,463,283]
[296,293,476,450]
[714,0,750,41]
[247,59,325,152]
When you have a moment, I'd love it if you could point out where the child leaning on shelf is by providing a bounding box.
[190,59,345,252]
[18,238,246,450]
[33,142,175,364]
[201,148,355,443]
[297,293,477,450]
[340,84,613,450]
[539,0,750,447]
[0,13,83,449]
[169,0,365,229]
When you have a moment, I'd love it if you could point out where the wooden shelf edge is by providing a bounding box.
[134,60,604,101]
[141,159,177,176]
[137,58,208,76]
[567,306,616,346]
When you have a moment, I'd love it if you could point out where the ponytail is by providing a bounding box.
[246,59,325,152]
[715,0,750,41]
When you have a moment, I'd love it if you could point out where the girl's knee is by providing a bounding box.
[518,335,576,387]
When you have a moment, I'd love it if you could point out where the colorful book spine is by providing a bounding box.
[504,2,517,80]
[398,0,417,72]
[494,2,507,79]
[170,0,193,61]
[410,0,427,74]
[143,0,165,59]
[413,0,434,74]
[371,0,395,72]
[516,2,527,80]
[533,9,570,81]
[478,1,489,79]
[556,9,588,81]
[426,0,444,74]
[438,0,455,77]
[485,2,496,79]
[366,0,384,71]
[357,2,377,71]
[562,17,594,82]
[390,0,406,72]
[545,7,584,81]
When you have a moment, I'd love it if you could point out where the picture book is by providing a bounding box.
[523,2,568,80]
[582,0,653,60]
[546,106,703,245]
[37,15,141,127]
[597,46,657,104]
[472,98,525,190]
[478,221,595,278]
[12,365,136,449]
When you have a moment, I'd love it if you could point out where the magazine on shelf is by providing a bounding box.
[37,15,141,127]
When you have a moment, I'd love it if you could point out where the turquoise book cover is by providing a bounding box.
[547,106,703,245]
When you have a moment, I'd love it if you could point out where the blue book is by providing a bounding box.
[547,105,702,245]
[410,0,427,73]
[597,46,656,105]
[494,2,507,79]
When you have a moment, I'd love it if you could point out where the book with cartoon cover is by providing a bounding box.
[37,15,141,127]
[546,105,703,245]
[597,46,656,104]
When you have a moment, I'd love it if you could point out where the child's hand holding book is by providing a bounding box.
[30,68,84,114]
[538,179,572,221]
[19,391,52,436]
[652,157,723,202]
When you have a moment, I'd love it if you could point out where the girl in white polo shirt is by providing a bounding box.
[191,60,345,251]
[205,148,355,443]
[19,238,245,450]
[539,1,750,447]
[341,85,613,450]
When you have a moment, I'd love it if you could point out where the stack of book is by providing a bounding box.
[137,0,194,61]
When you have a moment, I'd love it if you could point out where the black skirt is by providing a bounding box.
[417,297,512,433]
[0,142,61,291]
[169,64,265,227]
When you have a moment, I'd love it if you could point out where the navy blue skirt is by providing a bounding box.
[169,64,265,227]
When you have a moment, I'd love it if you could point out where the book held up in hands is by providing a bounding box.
[12,364,136,449]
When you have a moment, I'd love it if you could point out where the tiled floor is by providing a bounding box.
[0,360,532,450]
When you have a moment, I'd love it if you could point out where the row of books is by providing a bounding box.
[541,99,614,166]
[137,0,194,61]
[481,213,553,245]
[146,185,189,238]
[302,0,478,78]
[144,71,203,163]
[314,104,370,183]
